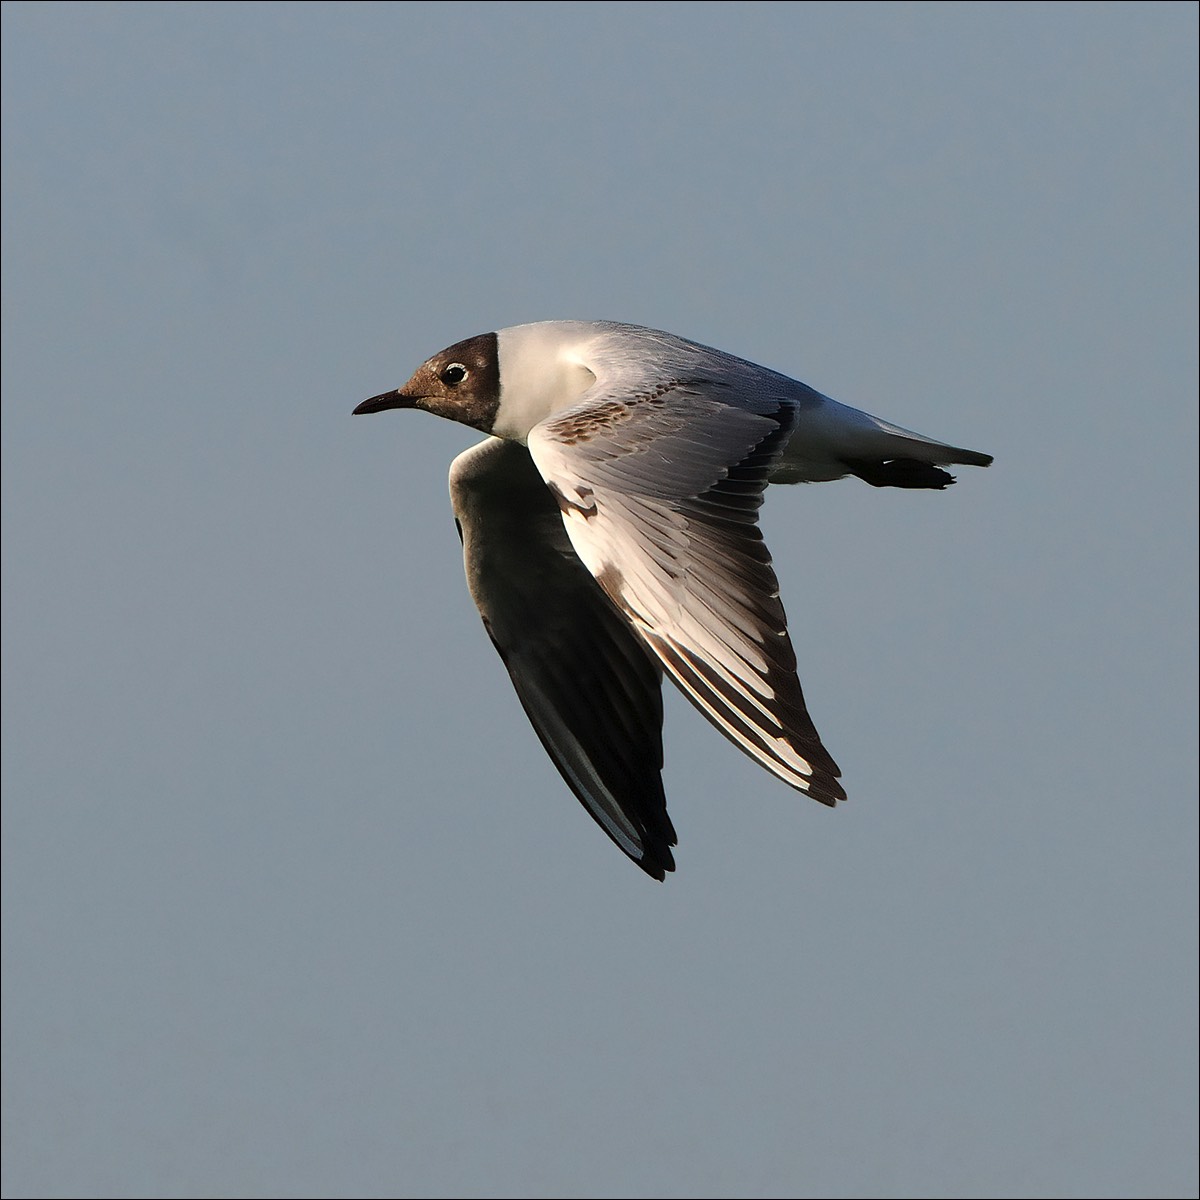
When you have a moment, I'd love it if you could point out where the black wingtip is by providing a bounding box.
[842,457,959,489]
[636,848,676,882]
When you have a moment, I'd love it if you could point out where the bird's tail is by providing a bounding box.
[772,398,993,488]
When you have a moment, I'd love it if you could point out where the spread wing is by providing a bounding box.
[449,438,676,879]
[526,383,845,805]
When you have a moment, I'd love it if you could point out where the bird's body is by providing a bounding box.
[354,320,992,878]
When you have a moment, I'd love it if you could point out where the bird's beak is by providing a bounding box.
[353,388,418,415]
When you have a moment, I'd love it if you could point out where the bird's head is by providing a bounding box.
[354,332,501,433]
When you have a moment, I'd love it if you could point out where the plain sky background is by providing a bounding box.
[2,3,1197,1198]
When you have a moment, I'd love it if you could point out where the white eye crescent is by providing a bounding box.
[440,363,469,385]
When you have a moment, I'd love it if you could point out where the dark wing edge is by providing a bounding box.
[450,438,676,879]
[644,408,845,804]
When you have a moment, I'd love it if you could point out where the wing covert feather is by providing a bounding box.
[527,385,845,805]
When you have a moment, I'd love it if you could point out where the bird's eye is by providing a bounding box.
[440,363,468,386]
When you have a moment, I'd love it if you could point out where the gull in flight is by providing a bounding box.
[354,321,992,879]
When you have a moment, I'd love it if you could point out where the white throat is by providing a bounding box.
[493,323,598,441]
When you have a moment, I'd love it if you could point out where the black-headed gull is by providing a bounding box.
[354,321,991,879]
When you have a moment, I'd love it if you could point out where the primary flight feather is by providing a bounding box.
[353,320,992,879]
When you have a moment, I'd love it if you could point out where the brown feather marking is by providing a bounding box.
[546,479,597,517]
[553,380,685,444]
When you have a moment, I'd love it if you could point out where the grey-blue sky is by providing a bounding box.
[2,3,1197,1198]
